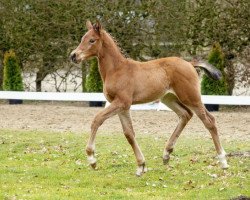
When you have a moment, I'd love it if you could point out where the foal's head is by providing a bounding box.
[70,21,103,64]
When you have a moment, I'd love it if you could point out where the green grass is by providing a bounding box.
[0,129,249,200]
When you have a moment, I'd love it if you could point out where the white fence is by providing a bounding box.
[0,91,249,110]
[0,91,106,102]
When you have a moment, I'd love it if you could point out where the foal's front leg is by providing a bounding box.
[118,110,146,176]
[86,100,122,169]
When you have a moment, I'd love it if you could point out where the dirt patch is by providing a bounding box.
[231,196,250,200]
[227,151,250,158]
[0,103,249,141]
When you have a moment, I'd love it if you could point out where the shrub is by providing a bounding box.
[3,50,24,91]
[0,62,3,90]
[82,62,87,92]
[85,58,103,92]
[201,43,228,95]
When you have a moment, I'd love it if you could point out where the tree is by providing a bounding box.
[82,62,87,92]
[0,0,84,91]
[3,50,23,91]
[186,0,250,94]
[201,43,227,95]
[0,52,3,90]
[85,58,103,92]
[0,0,248,94]
[0,10,11,90]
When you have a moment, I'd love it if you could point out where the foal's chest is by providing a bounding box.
[103,85,115,103]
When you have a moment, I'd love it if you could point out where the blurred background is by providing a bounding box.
[0,0,249,95]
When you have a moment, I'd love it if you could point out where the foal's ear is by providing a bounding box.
[86,20,93,30]
[93,20,102,35]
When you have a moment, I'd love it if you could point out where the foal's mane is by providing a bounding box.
[102,30,129,58]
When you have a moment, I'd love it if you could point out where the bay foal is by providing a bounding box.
[70,21,229,176]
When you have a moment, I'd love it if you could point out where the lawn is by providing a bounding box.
[0,129,249,200]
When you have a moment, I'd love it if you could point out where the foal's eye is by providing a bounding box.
[89,39,96,44]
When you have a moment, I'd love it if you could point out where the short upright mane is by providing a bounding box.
[102,31,128,58]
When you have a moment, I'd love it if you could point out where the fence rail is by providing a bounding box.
[0,91,106,102]
[0,91,249,110]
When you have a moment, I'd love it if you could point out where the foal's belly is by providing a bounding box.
[132,84,169,104]
[132,68,170,104]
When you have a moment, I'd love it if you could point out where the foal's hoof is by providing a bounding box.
[163,155,170,165]
[221,163,229,169]
[217,153,229,170]
[87,155,97,169]
[135,163,147,177]
[90,162,97,169]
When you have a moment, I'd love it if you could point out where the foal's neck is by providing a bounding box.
[97,31,126,81]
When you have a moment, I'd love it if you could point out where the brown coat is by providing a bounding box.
[70,21,228,176]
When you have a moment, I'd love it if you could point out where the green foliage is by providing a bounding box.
[81,63,87,92]
[201,43,228,95]
[0,57,3,90]
[0,0,248,92]
[187,0,250,94]
[85,58,103,92]
[3,50,23,91]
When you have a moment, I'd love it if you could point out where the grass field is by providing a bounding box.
[0,129,249,200]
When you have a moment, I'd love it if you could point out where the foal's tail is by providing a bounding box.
[191,60,222,80]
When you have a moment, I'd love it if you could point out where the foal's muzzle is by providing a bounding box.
[70,53,77,63]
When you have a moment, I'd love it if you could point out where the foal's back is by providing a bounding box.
[130,57,201,106]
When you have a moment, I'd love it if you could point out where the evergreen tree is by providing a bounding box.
[201,43,227,95]
[3,50,24,91]
[82,62,87,92]
[85,58,103,92]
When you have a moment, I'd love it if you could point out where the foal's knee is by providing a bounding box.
[206,110,216,123]
[179,111,193,123]
[204,117,217,132]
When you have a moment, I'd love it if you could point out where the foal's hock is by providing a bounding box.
[70,21,228,176]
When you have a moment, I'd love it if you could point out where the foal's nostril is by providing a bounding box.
[71,53,76,62]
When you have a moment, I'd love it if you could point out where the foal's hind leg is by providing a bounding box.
[192,104,229,169]
[161,93,193,164]
[118,110,146,176]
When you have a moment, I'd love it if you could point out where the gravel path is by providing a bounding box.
[0,104,249,141]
